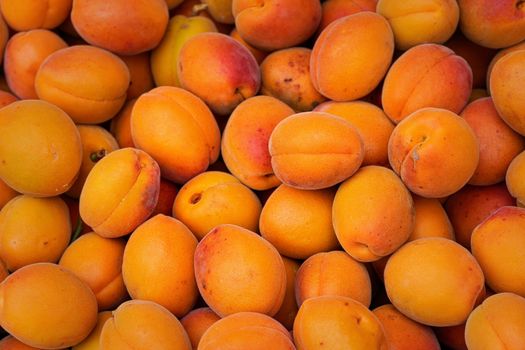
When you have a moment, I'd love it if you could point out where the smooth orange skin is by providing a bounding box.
[295,251,372,307]
[194,224,286,317]
[0,178,17,211]
[79,148,160,238]
[221,96,294,190]
[311,12,394,102]
[259,184,339,260]
[410,195,454,241]
[384,237,485,326]
[260,47,326,112]
[444,183,515,249]
[180,307,221,350]
[0,0,71,31]
[150,179,178,217]
[458,0,525,49]
[59,232,127,311]
[314,101,395,166]
[461,97,525,185]
[199,312,295,350]
[73,311,112,350]
[230,28,268,64]
[66,125,120,198]
[131,86,221,184]
[294,296,387,350]
[0,91,17,109]
[0,100,82,197]
[269,111,364,190]
[119,53,154,101]
[471,206,525,297]
[318,0,377,34]
[465,292,525,350]
[373,304,440,350]
[0,335,43,349]
[485,40,525,93]
[332,165,415,262]
[178,32,261,116]
[122,214,198,317]
[35,45,130,124]
[507,149,525,203]
[110,99,135,149]
[0,263,98,349]
[232,0,321,51]
[71,0,169,56]
[0,195,70,272]
[388,107,479,198]
[4,29,67,100]
[100,300,191,350]
[490,50,525,136]
[274,257,300,330]
[202,0,234,24]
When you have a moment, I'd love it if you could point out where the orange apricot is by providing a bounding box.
[202,0,234,24]
[72,311,112,350]
[273,256,300,330]
[486,40,525,93]
[506,150,525,204]
[0,335,43,350]
[150,179,178,217]
[109,99,135,149]
[119,53,154,101]
[230,28,268,64]
[0,0,71,31]
[180,307,221,350]
[0,178,17,211]
[317,0,377,34]
[410,195,454,241]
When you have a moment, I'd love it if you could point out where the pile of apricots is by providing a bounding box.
[0,0,524,349]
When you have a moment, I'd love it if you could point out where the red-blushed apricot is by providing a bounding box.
[461,97,525,185]
[79,148,160,238]
[0,263,98,349]
[384,237,485,326]
[0,0,71,31]
[199,312,295,350]
[295,251,372,307]
[465,292,525,350]
[99,300,191,349]
[0,195,70,272]
[232,0,321,51]
[122,214,198,317]
[109,99,135,149]
[490,50,525,136]
[294,295,387,350]
[388,107,479,198]
[274,256,300,330]
[332,165,414,262]
[0,100,82,197]
[269,112,364,190]
[471,206,525,297]
[150,179,178,217]
[0,335,43,349]
[4,29,68,100]
[317,0,377,34]
[131,86,220,184]
[221,96,294,190]
[178,32,260,115]
[71,0,169,56]
[507,150,525,204]
[173,171,261,240]
[180,307,221,350]
[72,311,112,350]
[59,232,127,311]
[194,224,286,317]
[230,28,268,64]
[311,12,394,102]
[259,184,339,260]
[260,47,326,112]
[409,195,454,241]
[66,125,120,198]
[119,53,154,101]
[314,101,395,166]
[0,178,17,211]
[458,0,525,49]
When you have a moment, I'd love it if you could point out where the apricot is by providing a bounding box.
[388,107,479,198]
[4,29,68,100]
[410,195,454,241]
[332,165,414,262]
[0,91,17,109]
[486,40,525,92]
[199,312,295,350]
[260,47,326,112]
[465,292,525,350]
[122,214,198,317]
[314,101,395,166]
[180,307,220,350]
[310,12,394,101]
[0,100,82,197]
[317,0,377,34]
[273,257,300,330]
[0,195,70,272]
[384,237,485,326]
[461,97,525,185]
[0,336,42,350]
[202,0,234,24]
[173,171,261,240]
[269,111,364,190]
[506,150,525,204]
[232,0,321,51]
[230,28,268,64]
[194,224,286,317]
[294,295,387,350]
[71,0,169,56]
[165,0,184,9]
[100,300,191,349]
[79,148,160,238]
[259,184,339,259]
[35,45,130,124]
[131,86,220,184]
[373,304,440,350]
[119,53,154,101]
[178,32,260,115]
[0,0,71,31]
[0,178,17,211]
[221,96,293,190]
[0,263,98,349]
[109,99,135,149]
[72,311,112,350]
[151,179,178,217]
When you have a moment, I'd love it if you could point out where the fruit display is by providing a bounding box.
[0,0,524,349]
